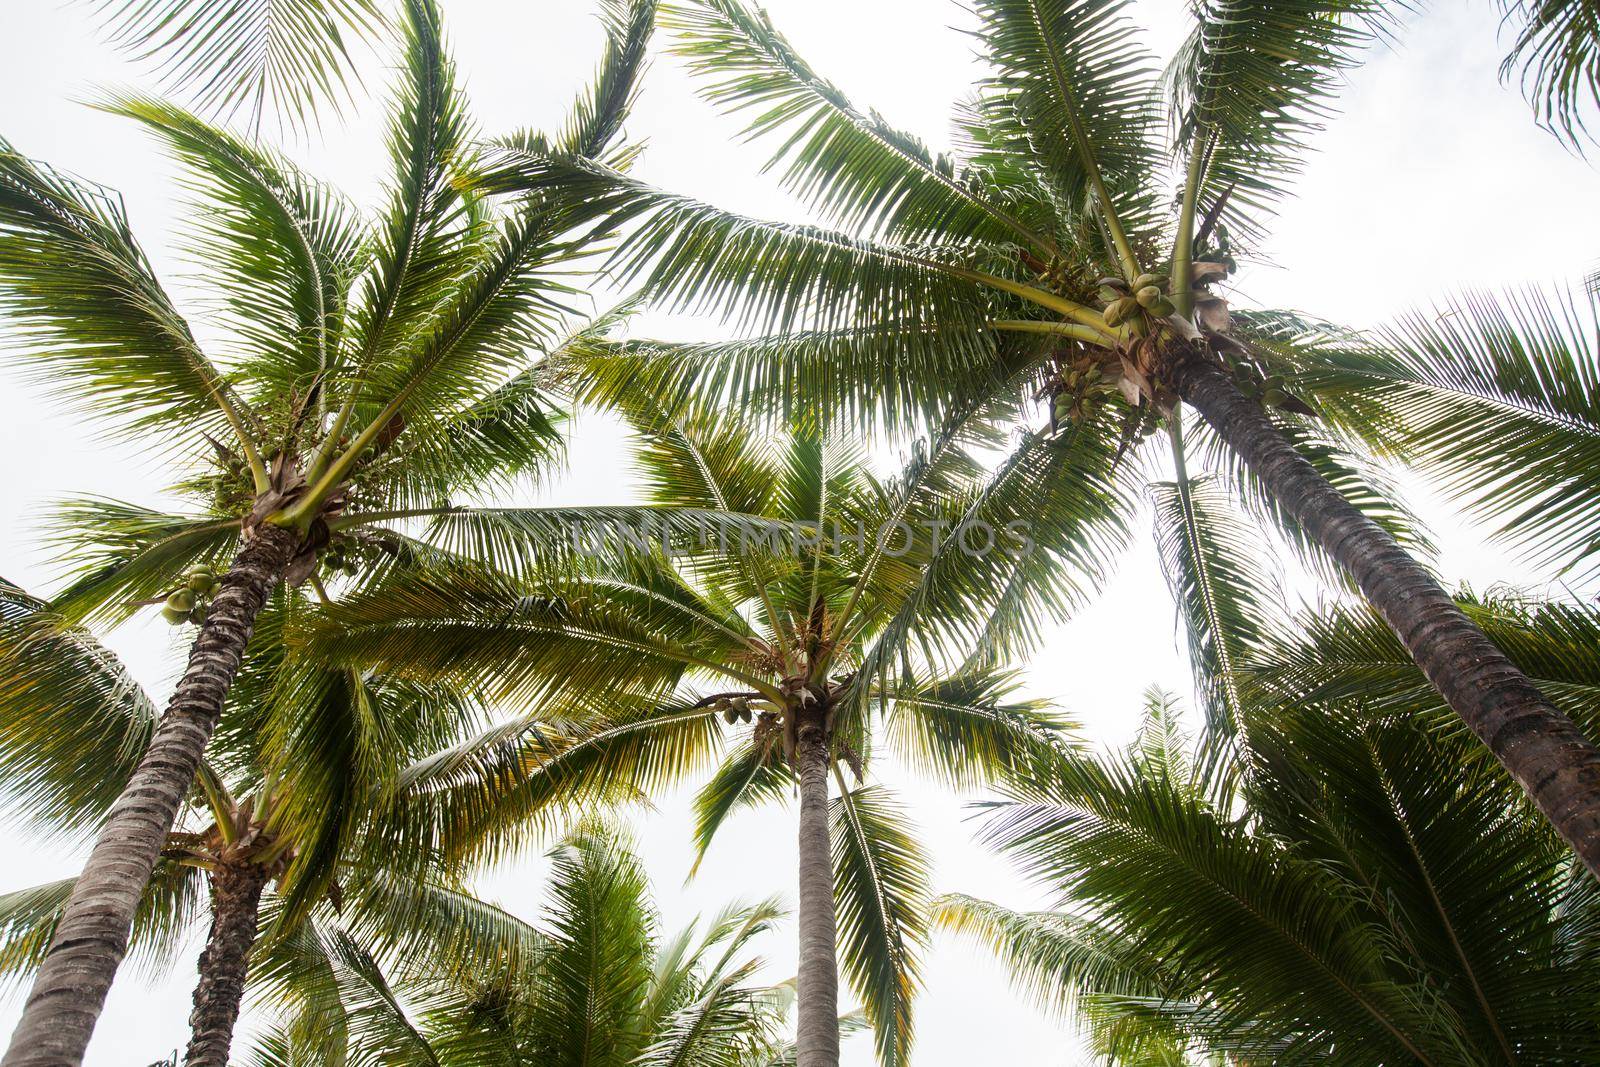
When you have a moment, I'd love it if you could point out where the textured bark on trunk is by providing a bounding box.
[2,524,299,1067]
[795,710,840,1067]
[183,862,270,1067]
[1172,348,1600,877]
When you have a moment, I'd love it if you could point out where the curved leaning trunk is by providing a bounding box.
[1172,349,1600,877]
[183,863,270,1067]
[2,524,299,1067]
[795,716,841,1067]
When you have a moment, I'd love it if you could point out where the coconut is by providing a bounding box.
[166,589,196,612]
[1103,297,1139,327]
[1135,286,1162,309]
[1147,297,1176,317]
[1133,273,1167,292]
[161,605,189,625]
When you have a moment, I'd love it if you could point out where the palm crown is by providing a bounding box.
[944,591,1600,1062]
[292,390,1093,1064]
[465,0,1600,880]
[266,826,799,1067]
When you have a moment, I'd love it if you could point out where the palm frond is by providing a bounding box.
[690,738,791,867]
[470,151,997,334]
[880,669,1074,789]
[554,0,660,159]
[43,499,239,624]
[830,783,929,1067]
[101,93,367,396]
[375,698,722,867]
[0,142,247,445]
[1167,0,1386,239]
[971,0,1161,262]
[1302,286,1600,579]
[566,324,1003,439]
[665,0,1054,250]
[0,580,160,836]
[1498,0,1600,148]
[85,0,383,129]
[931,894,1169,1021]
[1149,459,1280,761]
[341,0,474,397]
[0,859,205,984]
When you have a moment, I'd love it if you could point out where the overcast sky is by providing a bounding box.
[2,1,1598,1063]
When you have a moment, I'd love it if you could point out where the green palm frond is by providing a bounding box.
[978,740,1451,1061]
[321,926,444,1067]
[346,504,795,585]
[376,698,721,867]
[1149,455,1280,761]
[931,894,1170,1023]
[340,0,475,399]
[43,500,241,624]
[830,783,929,1067]
[968,663,1600,1063]
[293,563,757,704]
[0,859,206,983]
[567,324,1004,438]
[553,0,660,159]
[1166,0,1386,239]
[520,828,657,1066]
[852,410,1132,687]
[879,670,1074,790]
[85,0,383,129]
[1498,0,1600,147]
[1303,285,1600,578]
[690,738,791,868]
[0,142,248,447]
[665,0,1054,250]
[101,93,368,394]
[1242,593,1600,741]
[971,0,1161,272]
[0,580,159,836]
[338,870,547,986]
[1240,704,1588,1062]
[470,151,998,334]
[368,370,566,509]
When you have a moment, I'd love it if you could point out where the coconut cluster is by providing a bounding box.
[715,695,754,725]
[161,564,224,626]
[1101,272,1177,333]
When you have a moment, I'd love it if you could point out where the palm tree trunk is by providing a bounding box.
[1171,348,1600,877]
[183,862,270,1067]
[795,709,840,1067]
[1,524,300,1067]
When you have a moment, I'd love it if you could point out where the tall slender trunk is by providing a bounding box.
[2,524,299,1067]
[794,710,840,1067]
[1171,348,1600,877]
[183,862,270,1067]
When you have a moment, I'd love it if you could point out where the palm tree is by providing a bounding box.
[942,676,1600,1063]
[0,1,676,1060]
[292,393,1092,1066]
[259,825,803,1066]
[469,0,1600,875]
[0,578,592,1067]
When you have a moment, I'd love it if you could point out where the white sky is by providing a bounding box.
[1,1,1598,1063]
